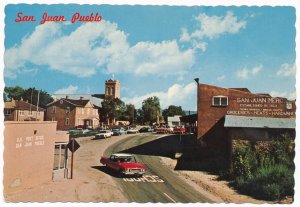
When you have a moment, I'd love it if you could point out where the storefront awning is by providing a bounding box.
[224,115,295,129]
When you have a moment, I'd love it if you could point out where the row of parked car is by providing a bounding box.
[94,127,141,139]
[68,125,187,139]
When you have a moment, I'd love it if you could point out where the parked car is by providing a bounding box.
[95,130,112,139]
[100,153,146,177]
[69,128,84,135]
[155,127,168,134]
[139,127,154,133]
[127,128,139,134]
[167,126,174,133]
[112,128,126,136]
[173,126,186,134]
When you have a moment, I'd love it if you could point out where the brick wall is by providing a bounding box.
[196,83,295,158]
[197,83,295,139]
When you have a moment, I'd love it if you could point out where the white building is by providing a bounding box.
[167,115,182,127]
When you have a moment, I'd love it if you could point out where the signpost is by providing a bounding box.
[67,138,80,179]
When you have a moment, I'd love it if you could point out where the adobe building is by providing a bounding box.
[46,96,100,130]
[4,121,69,196]
[195,83,295,159]
[4,99,45,121]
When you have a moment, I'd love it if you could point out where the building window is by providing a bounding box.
[66,106,70,114]
[4,109,12,115]
[19,110,24,116]
[52,106,56,113]
[53,143,68,170]
[212,96,228,107]
[28,110,32,116]
[65,118,69,125]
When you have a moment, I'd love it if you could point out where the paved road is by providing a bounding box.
[102,133,214,203]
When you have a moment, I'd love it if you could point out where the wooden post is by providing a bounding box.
[227,130,233,171]
[70,138,74,179]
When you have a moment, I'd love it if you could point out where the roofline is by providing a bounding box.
[46,98,90,107]
[200,82,295,101]
[6,100,46,111]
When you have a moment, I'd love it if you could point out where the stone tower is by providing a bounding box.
[105,79,120,99]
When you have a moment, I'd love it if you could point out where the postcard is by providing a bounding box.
[1,1,298,205]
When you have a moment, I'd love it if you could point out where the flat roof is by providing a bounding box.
[224,115,295,129]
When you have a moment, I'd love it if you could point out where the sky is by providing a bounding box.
[4,5,296,110]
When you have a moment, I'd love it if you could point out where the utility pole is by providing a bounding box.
[194,78,199,138]
[36,90,40,120]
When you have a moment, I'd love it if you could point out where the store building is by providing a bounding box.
[167,115,182,127]
[195,83,295,158]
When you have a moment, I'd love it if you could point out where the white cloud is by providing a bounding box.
[179,11,246,52]
[251,64,262,75]
[217,75,226,81]
[180,28,191,42]
[236,64,263,79]
[191,11,246,40]
[270,91,296,100]
[5,20,195,79]
[276,63,296,77]
[123,83,196,109]
[106,41,195,76]
[191,40,207,52]
[5,21,128,78]
[54,85,78,94]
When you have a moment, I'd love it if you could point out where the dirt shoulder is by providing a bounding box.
[159,156,269,204]
[160,157,294,204]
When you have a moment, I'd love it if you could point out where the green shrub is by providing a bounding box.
[232,145,256,179]
[260,184,281,200]
[230,137,295,201]
[240,164,294,200]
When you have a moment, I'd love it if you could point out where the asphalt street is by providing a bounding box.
[103,133,214,203]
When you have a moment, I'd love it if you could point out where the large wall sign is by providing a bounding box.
[227,97,295,117]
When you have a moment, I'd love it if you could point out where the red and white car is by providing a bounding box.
[173,126,186,134]
[100,153,146,177]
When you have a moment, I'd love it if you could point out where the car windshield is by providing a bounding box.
[99,130,107,133]
[118,156,135,162]
[112,129,119,131]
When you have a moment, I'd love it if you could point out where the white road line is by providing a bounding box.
[163,193,176,203]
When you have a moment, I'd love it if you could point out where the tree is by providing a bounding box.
[4,86,24,101]
[100,97,126,125]
[4,86,54,108]
[162,105,186,122]
[122,104,136,125]
[22,88,54,108]
[136,109,144,124]
[141,96,161,124]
